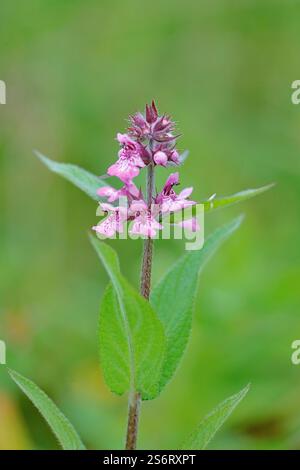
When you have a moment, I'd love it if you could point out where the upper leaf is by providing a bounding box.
[35,151,108,201]
[151,215,244,394]
[181,384,250,449]
[202,183,274,213]
[8,369,85,450]
[90,236,165,400]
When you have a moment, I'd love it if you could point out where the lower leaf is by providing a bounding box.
[8,369,85,450]
[181,384,250,449]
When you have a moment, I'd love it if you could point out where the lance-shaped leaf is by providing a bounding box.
[151,215,244,393]
[35,151,108,201]
[202,183,274,213]
[90,236,165,400]
[181,384,250,449]
[8,369,85,450]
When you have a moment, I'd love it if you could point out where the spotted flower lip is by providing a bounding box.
[107,133,146,182]
[155,172,196,214]
[92,204,128,238]
[130,213,162,238]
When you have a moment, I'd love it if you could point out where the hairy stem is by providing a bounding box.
[125,164,155,450]
[140,164,155,300]
[125,391,141,450]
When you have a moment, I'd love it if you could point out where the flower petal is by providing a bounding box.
[108,158,141,183]
[178,187,193,199]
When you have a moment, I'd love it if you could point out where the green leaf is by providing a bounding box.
[151,215,244,394]
[181,384,250,449]
[35,151,108,201]
[8,369,85,450]
[90,236,165,400]
[202,183,274,212]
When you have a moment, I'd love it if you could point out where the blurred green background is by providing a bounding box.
[0,0,300,450]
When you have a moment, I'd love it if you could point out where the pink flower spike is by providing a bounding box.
[130,214,162,238]
[154,151,168,166]
[177,217,200,232]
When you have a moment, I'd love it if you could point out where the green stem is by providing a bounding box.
[125,391,141,450]
[140,164,155,300]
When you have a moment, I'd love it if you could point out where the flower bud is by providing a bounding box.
[154,151,168,166]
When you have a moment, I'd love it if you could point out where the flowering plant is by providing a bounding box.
[93,102,198,246]
[7,102,272,450]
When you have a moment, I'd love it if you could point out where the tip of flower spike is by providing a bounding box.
[145,100,158,123]
[151,99,158,114]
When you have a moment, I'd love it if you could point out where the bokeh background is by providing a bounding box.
[1,0,300,450]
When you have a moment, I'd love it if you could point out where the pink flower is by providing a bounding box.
[107,133,145,183]
[156,172,196,214]
[93,195,164,239]
[92,203,127,238]
[130,215,162,238]
[129,201,162,238]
